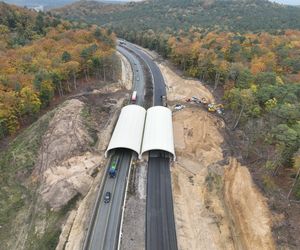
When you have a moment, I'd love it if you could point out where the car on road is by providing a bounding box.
[104,192,111,203]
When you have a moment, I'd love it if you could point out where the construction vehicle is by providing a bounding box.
[109,160,117,178]
[161,95,167,107]
[208,103,224,115]
[188,96,207,105]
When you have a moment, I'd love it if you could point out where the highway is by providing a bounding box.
[117,45,145,106]
[121,42,166,106]
[86,150,132,250]
[84,44,147,250]
[121,42,178,250]
[84,40,177,250]
[147,153,178,250]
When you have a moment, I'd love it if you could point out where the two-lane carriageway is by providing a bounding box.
[120,41,178,250]
[85,149,132,250]
[85,42,147,250]
[121,42,166,106]
[117,45,145,106]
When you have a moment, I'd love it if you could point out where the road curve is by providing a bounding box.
[121,42,166,106]
[117,45,145,106]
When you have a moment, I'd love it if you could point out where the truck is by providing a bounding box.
[131,91,137,104]
[109,160,117,178]
[161,95,167,107]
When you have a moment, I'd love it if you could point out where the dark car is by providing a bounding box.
[104,192,111,203]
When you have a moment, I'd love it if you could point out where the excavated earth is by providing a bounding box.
[158,61,276,250]
[119,47,277,250]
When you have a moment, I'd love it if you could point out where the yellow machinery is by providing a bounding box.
[208,103,224,113]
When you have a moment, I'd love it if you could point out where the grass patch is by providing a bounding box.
[80,105,98,146]
[262,174,277,193]
[205,172,223,193]
[26,194,81,250]
[0,109,55,246]
[294,181,300,200]
[29,224,61,250]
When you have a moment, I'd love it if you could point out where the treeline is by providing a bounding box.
[53,0,300,33]
[0,4,117,138]
[120,28,300,198]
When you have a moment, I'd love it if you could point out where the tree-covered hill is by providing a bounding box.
[0,1,62,47]
[0,2,117,138]
[54,0,300,206]
[53,0,300,33]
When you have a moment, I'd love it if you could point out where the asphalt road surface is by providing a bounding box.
[122,42,166,106]
[86,150,132,250]
[121,42,178,250]
[147,153,178,250]
[85,45,146,250]
[117,45,145,106]
[85,41,177,250]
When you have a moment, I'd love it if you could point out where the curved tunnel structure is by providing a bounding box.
[141,106,175,160]
[105,105,175,160]
[105,105,146,157]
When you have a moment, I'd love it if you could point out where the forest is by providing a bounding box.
[53,0,300,33]
[54,0,300,199]
[1,0,300,197]
[0,2,117,139]
[119,27,300,198]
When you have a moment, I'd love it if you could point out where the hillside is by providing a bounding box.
[0,1,62,47]
[54,1,300,248]
[53,0,300,33]
[0,2,118,139]
[0,3,125,248]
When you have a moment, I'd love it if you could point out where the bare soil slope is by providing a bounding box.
[160,62,275,250]
[224,158,275,250]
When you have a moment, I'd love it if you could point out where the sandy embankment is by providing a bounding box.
[159,62,275,250]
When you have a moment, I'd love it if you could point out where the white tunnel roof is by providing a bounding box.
[141,106,175,160]
[105,105,146,157]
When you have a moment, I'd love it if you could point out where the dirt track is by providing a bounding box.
[159,62,275,250]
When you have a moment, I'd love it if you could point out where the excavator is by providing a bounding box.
[186,96,224,115]
[208,103,224,115]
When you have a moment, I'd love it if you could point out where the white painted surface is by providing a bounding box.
[105,105,146,157]
[141,106,175,159]
[106,105,175,160]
